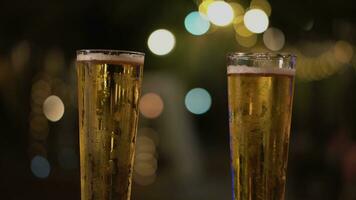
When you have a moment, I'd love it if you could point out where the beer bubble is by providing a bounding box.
[43,95,65,122]
[185,88,212,115]
[184,11,210,36]
[31,155,51,178]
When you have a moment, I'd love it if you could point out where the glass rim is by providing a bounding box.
[76,49,145,56]
[227,52,296,60]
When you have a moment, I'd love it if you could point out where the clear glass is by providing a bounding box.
[227,52,296,200]
[76,49,144,200]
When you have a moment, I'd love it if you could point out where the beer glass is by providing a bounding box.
[76,50,144,200]
[227,53,296,200]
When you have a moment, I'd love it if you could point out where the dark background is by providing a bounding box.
[1,0,356,199]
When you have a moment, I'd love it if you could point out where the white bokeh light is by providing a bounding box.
[263,27,285,51]
[43,95,65,122]
[147,29,175,56]
[244,9,269,33]
[207,1,234,26]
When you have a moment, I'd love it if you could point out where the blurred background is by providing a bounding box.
[1,0,356,199]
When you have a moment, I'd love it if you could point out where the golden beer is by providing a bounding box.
[227,62,295,200]
[76,50,144,200]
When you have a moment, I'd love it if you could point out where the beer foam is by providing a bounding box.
[77,52,144,65]
[227,65,295,76]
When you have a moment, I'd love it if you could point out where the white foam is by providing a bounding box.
[227,65,295,76]
[77,53,144,65]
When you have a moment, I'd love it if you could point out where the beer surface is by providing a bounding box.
[228,71,294,200]
[77,59,143,200]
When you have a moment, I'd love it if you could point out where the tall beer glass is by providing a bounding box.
[76,50,144,200]
[227,53,296,200]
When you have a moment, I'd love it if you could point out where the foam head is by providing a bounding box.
[227,65,296,76]
[76,50,144,65]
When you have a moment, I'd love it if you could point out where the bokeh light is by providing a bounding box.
[184,11,210,36]
[31,155,51,178]
[235,34,258,48]
[235,23,253,37]
[263,27,285,51]
[230,2,244,17]
[136,135,156,154]
[32,80,51,105]
[244,9,269,33]
[147,29,175,56]
[207,1,234,26]
[43,95,65,122]
[134,132,158,186]
[30,116,49,140]
[139,93,164,119]
[333,40,353,64]
[44,49,65,76]
[138,127,159,145]
[250,0,272,16]
[11,41,30,73]
[185,88,212,115]
[198,0,214,16]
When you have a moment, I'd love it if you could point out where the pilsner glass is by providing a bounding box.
[76,50,144,200]
[227,53,296,200]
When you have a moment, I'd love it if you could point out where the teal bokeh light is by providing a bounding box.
[31,155,51,178]
[185,88,212,115]
[184,11,210,36]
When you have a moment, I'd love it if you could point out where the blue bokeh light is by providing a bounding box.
[31,155,51,178]
[185,88,212,115]
[184,11,210,36]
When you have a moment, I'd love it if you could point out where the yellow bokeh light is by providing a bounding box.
[207,1,234,26]
[235,34,258,48]
[139,93,164,119]
[147,29,175,56]
[333,40,353,64]
[235,23,253,37]
[244,9,269,33]
[199,0,214,16]
[230,2,244,17]
[263,27,285,51]
[250,0,272,16]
